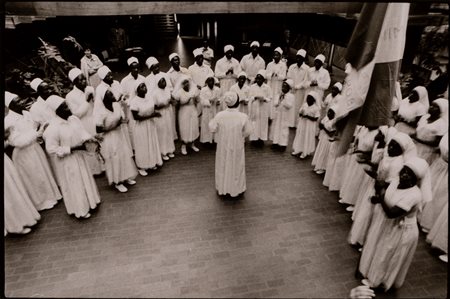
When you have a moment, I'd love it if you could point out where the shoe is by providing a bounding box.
[162,155,170,161]
[439,254,448,263]
[151,166,158,170]
[191,144,199,152]
[115,184,128,193]
[299,153,307,159]
[346,206,355,212]
[126,179,136,185]
[291,151,300,156]
[315,169,325,174]
[168,153,175,158]
[338,199,345,204]
[83,213,91,219]
[181,145,187,155]
[138,169,148,177]
[20,228,32,234]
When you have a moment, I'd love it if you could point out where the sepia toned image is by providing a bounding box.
[3,2,448,298]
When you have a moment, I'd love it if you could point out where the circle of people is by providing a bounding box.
[4,40,448,293]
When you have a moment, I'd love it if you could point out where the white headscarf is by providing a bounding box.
[404,157,432,206]
[46,95,65,112]
[5,91,18,107]
[68,68,83,82]
[390,131,418,160]
[433,98,449,123]
[223,91,238,107]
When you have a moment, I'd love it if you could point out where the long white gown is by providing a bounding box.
[287,62,309,127]
[199,86,221,143]
[152,86,176,156]
[248,83,272,141]
[292,102,320,155]
[266,60,287,119]
[209,108,252,196]
[269,92,294,146]
[214,56,241,94]
[173,85,200,143]
[230,83,250,115]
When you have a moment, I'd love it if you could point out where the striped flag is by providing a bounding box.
[335,3,410,156]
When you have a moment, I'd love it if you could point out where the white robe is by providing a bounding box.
[152,87,176,156]
[240,53,266,83]
[269,92,294,146]
[29,97,56,126]
[248,83,272,141]
[266,60,287,119]
[199,86,221,143]
[188,63,214,89]
[305,66,331,102]
[209,108,252,196]
[43,116,101,218]
[214,56,242,94]
[173,87,200,143]
[5,111,61,211]
[145,71,172,92]
[4,154,41,234]
[292,102,320,155]
[287,62,309,127]
[230,83,251,115]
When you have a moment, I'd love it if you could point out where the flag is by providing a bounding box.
[335,3,410,156]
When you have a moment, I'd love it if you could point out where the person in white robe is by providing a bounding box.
[5,92,62,211]
[96,66,133,152]
[269,79,294,149]
[240,41,266,84]
[197,40,214,67]
[230,72,251,115]
[209,91,252,197]
[152,74,176,160]
[28,78,56,127]
[145,56,173,92]
[94,79,138,191]
[248,70,272,145]
[322,82,343,119]
[66,67,104,175]
[305,54,331,102]
[287,49,309,127]
[43,96,101,219]
[266,47,287,119]
[188,49,214,91]
[292,91,321,158]
[172,75,200,155]
[129,81,163,173]
[80,48,103,88]
[200,76,221,144]
[214,44,241,95]
[394,86,429,135]
[311,105,338,174]
[4,153,41,235]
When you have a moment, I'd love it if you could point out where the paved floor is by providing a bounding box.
[4,130,447,298]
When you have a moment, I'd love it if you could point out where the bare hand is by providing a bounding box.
[350,285,375,299]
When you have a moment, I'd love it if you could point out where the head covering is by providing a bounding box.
[433,98,449,122]
[146,57,159,68]
[193,48,203,58]
[250,41,260,48]
[169,53,179,61]
[307,91,320,104]
[390,131,417,160]
[127,57,139,66]
[214,77,219,84]
[412,86,430,113]
[30,78,44,91]
[68,68,83,82]
[296,49,306,57]
[5,91,18,107]
[98,66,112,80]
[238,71,247,78]
[133,79,147,94]
[256,69,266,79]
[314,54,326,63]
[223,91,238,107]
[224,45,234,53]
[274,47,283,55]
[333,82,343,92]
[284,79,294,89]
[404,157,432,206]
[46,95,65,112]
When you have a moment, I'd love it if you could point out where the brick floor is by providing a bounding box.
[4,130,447,298]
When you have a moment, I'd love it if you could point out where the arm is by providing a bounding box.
[214,61,227,79]
[43,128,71,158]
[7,126,39,148]
[317,71,331,91]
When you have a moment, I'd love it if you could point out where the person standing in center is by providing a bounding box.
[240,41,266,84]
[287,49,309,128]
[230,72,251,115]
[209,91,253,198]
[215,44,241,95]
[266,47,287,120]
[249,70,272,146]
[305,54,331,102]
[200,76,221,145]
[269,79,294,150]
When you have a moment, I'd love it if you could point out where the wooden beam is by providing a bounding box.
[5,2,364,16]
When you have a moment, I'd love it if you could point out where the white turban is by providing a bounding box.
[127,56,139,66]
[169,53,179,61]
[238,71,247,78]
[433,98,449,122]
[404,157,432,206]
[30,78,44,91]
[146,57,159,69]
[333,82,343,92]
[250,41,260,48]
[296,49,306,57]
[284,79,294,89]
[256,69,266,79]
[274,47,283,55]
[193,48,203,58]
[46,95,65,112]
[223,91,238,107]
[68,68,83,82]
[224,45,234,53]
[5,91,18,107]
[315,54,326,63]
[98,66,112,80]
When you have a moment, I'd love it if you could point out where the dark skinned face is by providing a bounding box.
[195,55,204,66]
[103,90,116,110]
[374,130,385,143]
[327,109,335,120]
[151,63,160,74]
[136,83,147,97]
[273,52,281,63]
[158,77,166,89]
[296,55,305,65]
[9,96,34,114]
[314,60,323,70]
[331,86,340,97]
[55,101,72,120]
[428,102,441,120]
[74,74,87,91]
[103,73,114,85]
[281,82,290,94]
[251,46,259,56]
[387,139,403,157]
[171,56,180,68]
[399,166,417,187]
[206,77,215,89]
[408,90,419,103]
[130,63,139,78]
[182,80,190,92]
[255,75,264,86]
[38,83,53,99]
[306,95,315,106]
[225,51,233,60]
[238,76,246,85]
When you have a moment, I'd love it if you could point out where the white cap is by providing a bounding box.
[224,45,234,53]
[5,91,18,107]
[68,68,83,82]
[333,82,343,92]
[193,48,203,58]
[169,53,179,61]
[315,54,326,63]
[30,78,44,91]
[127,56,139,66]
[256,69,266,79]
[223,91,238,107]
[250,41,260,48]
[98,66,112,80]
[274,47,283,55]
[46,95,65,112]
[146,57,159,68]
[238,71,247,78]
[284,79,294,89]
[296,49,306,57]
